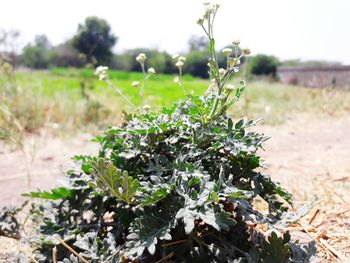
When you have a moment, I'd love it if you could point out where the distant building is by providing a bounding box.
[277,66,350,88]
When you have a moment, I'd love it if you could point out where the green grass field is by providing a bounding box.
[2,68,350,139]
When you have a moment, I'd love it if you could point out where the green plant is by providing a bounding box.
[16,2,316,262]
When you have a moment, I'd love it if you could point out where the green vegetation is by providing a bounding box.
[8,68,350,128]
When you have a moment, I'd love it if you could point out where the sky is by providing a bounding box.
[1,0,350,64]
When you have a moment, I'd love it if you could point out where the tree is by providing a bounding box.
[22,35,53,69]
[72,17,117,65]
[249,54,279,78]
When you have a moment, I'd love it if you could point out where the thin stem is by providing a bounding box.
[106,78,136,108]
[178,67,186,95]
[140,63,147,112]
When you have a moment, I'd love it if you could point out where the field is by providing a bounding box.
[1,68,350,261]
[3,68,350,133]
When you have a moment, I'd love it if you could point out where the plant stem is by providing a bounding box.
[140,63,147,112]
[106,78,136,108]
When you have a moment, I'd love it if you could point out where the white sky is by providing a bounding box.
[1,0,350,63]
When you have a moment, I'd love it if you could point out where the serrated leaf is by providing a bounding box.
[176,207,197,234]
[260,231,290,263]
[22,187,73,200]
[198,206,236,232]
[126,209,175,258]
[90,158,139,204]
[141,187,169,206]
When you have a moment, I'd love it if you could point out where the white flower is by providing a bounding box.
[233,67,239,73]
[175,61,184,68]
[204,2,217,14]
[227,57,235,66]
[219,68,226,76]
[95,66,109,80]
[232,39,240,46]
[143,105,151,110]
[172,54,180,60]
[136,53,147,63]
[95,66,108,75]
[173,76,180,83]
[148,67,156,74]
[131,81,140,87]
[222,48,232,56]
[99,73,107,80]
[178,56,186,62]
[225,84,235,90]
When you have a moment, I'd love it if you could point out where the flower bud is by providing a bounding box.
[131,81,140,87]
[95,66,109,80]
[143,105,151,111]
[219,68,226,76]
[242,48,251,56]
[172,54,180,60]
[232,39,240,46]
[204,2,217,14]
[136,53,147,63]
[225,84,235,91]
[148,67,156,74]
[197,18,205,25]
[175,61,184,68]
[95,66,108,75]
[222,48,233,56]
[227,57,235,66]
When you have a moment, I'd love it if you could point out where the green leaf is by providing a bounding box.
[22,187,73,200]
[235,119,244,129]
[126,209,175,258]
[141,188,169,206]
[90,158,139,204]
[260,231,291,263]
[198,206,236,232]
[227,118,233,132]
[210,191,219,204]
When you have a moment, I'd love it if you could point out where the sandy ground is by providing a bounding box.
[0,114,349,260]
[0,133,99,206]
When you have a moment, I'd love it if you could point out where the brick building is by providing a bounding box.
[277,66,350,88]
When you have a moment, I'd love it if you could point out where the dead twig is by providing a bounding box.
[52,246,57,263]
[308,208,320,225]
[319,238,347,261]
[155,252,175,263]
[54,235,89,263]
[161,239,187,247]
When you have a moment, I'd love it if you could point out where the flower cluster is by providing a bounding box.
[94,66,109,80]
[172,55,187,94]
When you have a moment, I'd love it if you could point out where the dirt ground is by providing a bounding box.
[0,114,349,260]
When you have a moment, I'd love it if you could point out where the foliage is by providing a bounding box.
[249,54,280,78]
[3,2,316,262]
[0,205,24,239]
[22,35,54,69]
[72,16,117,65]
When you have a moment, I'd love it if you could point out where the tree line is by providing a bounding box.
[1,17,289,78]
